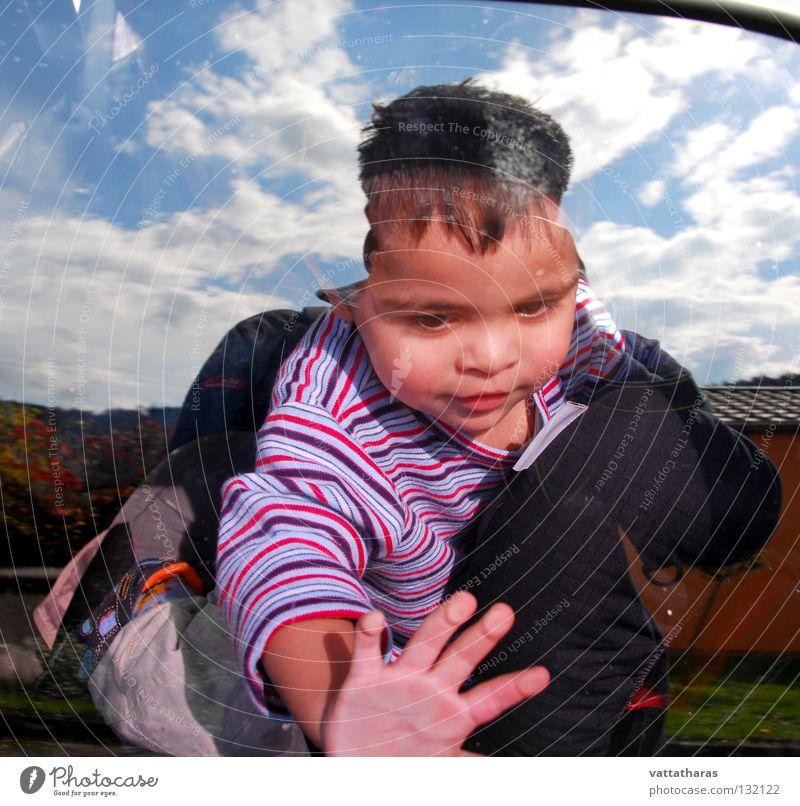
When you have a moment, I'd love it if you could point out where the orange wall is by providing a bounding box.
[630,433,800,654]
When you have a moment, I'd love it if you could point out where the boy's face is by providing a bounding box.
[333,216,579,449]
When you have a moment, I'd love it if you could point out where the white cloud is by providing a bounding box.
[626,19,765,86]
[6,2,799,409]
[0,176,367,410]
[2,0,382,410]
[580,214,800,382]
[479,40,679,184]
[681,171,800,262]
[673,123,733,181]
[723,105,798,168]
[142,0,366,199]
[490,12,800,382]
[479,15,769,184]
[215,0,355,76]
[674,106,800,187]
[638,177,665,207]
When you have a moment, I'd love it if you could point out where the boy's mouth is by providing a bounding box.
[452,392,511,412]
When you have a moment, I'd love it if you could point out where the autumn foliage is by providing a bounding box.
[0,401,177,566]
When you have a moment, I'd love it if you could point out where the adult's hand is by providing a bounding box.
[321,591,549,756]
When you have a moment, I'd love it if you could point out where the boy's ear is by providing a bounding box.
[326,291,355,321]
[316,280,364,321]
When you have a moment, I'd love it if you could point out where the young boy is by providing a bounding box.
[216,80,780,756]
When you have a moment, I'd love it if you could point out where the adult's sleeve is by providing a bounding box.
[588,331,782,572]
[216,403,402,712]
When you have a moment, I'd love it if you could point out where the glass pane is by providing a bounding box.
[1,0,797,755]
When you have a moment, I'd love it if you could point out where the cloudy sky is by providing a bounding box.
[1,0,798,411]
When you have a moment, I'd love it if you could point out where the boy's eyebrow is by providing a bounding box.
[375,279,578,312]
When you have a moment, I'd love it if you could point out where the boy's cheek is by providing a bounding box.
[380,350,446,404]
[545,312,579,375]
[535,359,561,387]
[362,338,418,396]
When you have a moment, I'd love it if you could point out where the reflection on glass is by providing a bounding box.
[1,1,798,409]
[0,0,798,753]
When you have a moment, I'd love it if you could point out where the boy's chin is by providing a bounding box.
[406,396,525,441]
[424,410,490,435]
[441,411,514,439]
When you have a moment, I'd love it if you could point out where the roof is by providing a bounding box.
[702,385,800,431]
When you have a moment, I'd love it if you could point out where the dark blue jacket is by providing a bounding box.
[455,331,781,755]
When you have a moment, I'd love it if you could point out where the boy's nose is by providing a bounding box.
[457,324,521,378]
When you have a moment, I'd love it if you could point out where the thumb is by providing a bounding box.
[348,610,386,679]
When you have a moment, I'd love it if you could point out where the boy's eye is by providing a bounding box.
[515,300,553,318]
[408,314,450,330]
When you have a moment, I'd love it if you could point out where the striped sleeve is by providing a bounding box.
[216,401,403,713]
[558,278,627,402]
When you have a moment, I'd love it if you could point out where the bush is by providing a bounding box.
[0,402,178,567]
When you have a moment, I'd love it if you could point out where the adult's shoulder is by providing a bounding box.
[616,329,705,411]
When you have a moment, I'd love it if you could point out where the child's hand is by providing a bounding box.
[321,591,549,756]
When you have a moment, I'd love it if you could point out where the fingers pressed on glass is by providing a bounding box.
[397,591,478,672]
[433,602,516,689]
[462,667,551,728]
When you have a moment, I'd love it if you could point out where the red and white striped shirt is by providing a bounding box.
[217,279,625,713]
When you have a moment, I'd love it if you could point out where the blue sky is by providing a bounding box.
[1,0,799,409]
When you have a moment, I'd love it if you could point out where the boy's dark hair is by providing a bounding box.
[358,79,573,255]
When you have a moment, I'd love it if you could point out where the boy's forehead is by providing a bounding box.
[316,219,579,303]
[375,220,577,270]
[373,234,578,301]
[371,207,564,239]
